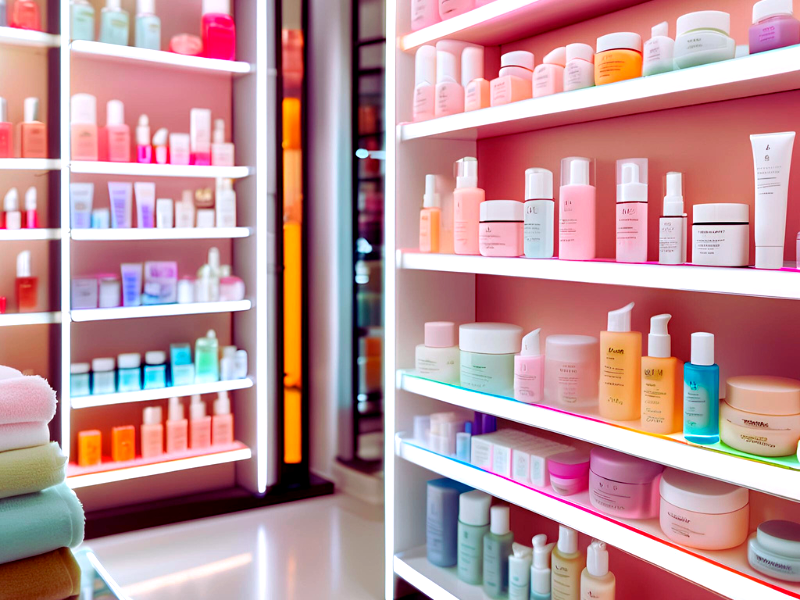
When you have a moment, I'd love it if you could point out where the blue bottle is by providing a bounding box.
[70,0,95,41]
[143,350,167,389]
[99,0,129,46]
[683,332,719,444]
[426,479,471,567]
[134,0,161,50]
[117,353,142,392]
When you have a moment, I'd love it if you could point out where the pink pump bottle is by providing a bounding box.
[559,157,596,260]
[435,50,464,117]
[515,329,544,404]
[166,397,189,453]
[202,0,236,61]
[453,157,485,255]
[616,159,648,264]
[212,391,234,445]
[189,394,212,450]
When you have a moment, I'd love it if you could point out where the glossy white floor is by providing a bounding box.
[83,494,384,600]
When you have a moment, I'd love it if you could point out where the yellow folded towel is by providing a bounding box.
[0,548,81,600]
[0,442,66,500]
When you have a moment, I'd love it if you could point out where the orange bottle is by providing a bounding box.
[112,425,136,462]
[595,33,643,85]
[78,430,102,467]
[420,174,441,253]
[19,98,47,158]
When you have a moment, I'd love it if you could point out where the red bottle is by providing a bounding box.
[16,250,38,313]
[0,98,13,159]
[12,0,41,31]
[201,0,236,61]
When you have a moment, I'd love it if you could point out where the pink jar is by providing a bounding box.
[479,200,523,257]
[548,449,590,496]
[589,447,664,519]
[659,468,749,550]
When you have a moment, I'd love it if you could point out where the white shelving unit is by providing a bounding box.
[0,229,61,241]
[71,377,254,409]
[0,312,61,327]
[0,26,60,48]
[69,161,253,178]
[70,300,252,322]
[70,227,251,241]
[0,158,61,170]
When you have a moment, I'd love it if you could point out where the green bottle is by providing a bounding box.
[483,505,514,598]
[195,330,219,383]
[71,0,95,41]
[457,490,491,584]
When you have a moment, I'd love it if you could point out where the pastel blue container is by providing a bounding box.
[71,1,95,41]
[91,358,116,395]
[70,363,90,397]
[170,343,194,386]
[117,353,142,393]
[135,14,161,50]
[99,7,129,45]
[427,479,472,567]
[683,332,720,445]
[143,351,167,389]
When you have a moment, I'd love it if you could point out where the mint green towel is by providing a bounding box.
[0,483,85,564]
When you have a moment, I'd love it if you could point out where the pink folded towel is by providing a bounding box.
[0,366,57,425]
[0,422,49,453]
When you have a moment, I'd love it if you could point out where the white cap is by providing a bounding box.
[663,172,683,216]
[490,505,509,535]
[222,345,238,359]
[118,352,141,369]
[213,119,226,144]
[24,187,37,211]
[617,160,647,203]
[143,406,162,425]
[501,50,534,71]
[677,11,731,37]
[106,100,125,127]
[543,46,567,66]
[587,540,609,577]
[137,0,155,14]
[415,45,436,87]
[651,21,669,38]
[423,174,439,209]
[455,157,478,189]
[71,94,97,125]
[145,350,166,365]
[531,534,556,595]
[458,490,491,526]
[203,0,230,15]
[4,188,18,211]
[512,542,532,559]
[106,0,121,8]
[557,524,578,554]
[754,0,794,22]
[648,314,671,358]
[70,363,90,375]
[208,248,220,271]
[607,302,634,332]
[92,357,115,372]
[480,200,523,222]
[205,329,217,340]
[756,246,784,270]
[436,50,459,85]
[692,203,749,225]
[153,127,169,145]
[597,32,642,53]
[525,168,553,200]
[168,397,185,421]
[691,332,715,366]
[24,97,39,122]
[137,115,150,145]
[0,97,7,122]
[566,43,594,63]
[461,46,484,86]
[190,395,207,420]
[16,250,31,278]
[563,157,591,186]
[214,391,231,415]
[520,328,541,357]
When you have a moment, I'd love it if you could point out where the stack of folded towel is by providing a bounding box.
[0,366,85,600]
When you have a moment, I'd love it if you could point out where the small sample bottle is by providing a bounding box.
[141,406,164,459]
[71,0,96,41]
[563,43,595,92]
[508,543,532,600]
[420,174,441,253]
[78,430,101,466]
[234,349,248,378]
[195,329,220,383]
[99,0,130,46]
[642,22,675,76]
[463,46,490,111]
[641,314,683,434]
[212,391,234,445]
[152,127,169,164]
[684,332,720,444]
[4,189,20,230]
[533,46,566,98]
[24,187,37,229]
[220,345,235,379]
[15,250,38,312]
[455,422,471,462]
[483,505,514,598]
[523,167,554,258]
[167,397,189,453]
[12,0,40,30]
[112,425,136,461]
[216,179,237,227]
[117,352,142,392]
[105,100,131,163]
[615,159,648,264]
[659,171,687,265]
[190,395,212,449]
[190,108,212,166]
[71,93,98,161]
[595,32,643,85]
[70,363,91,397]
[0,98,13,159]
[514,328,544,404]
[457,490,492,584]
[599,303,642,421]
[580,540,615,600]
[211,119,235,166]
[143,350,167,389]
[413,45,436,122]
[491,51,534,107]
[411,0,440,31]
[19,98,47,159]
[435,50,464,117]
[530,534,556,600]
[750,0,800,53]
[453,156,485,255]
[551,525,584,600]
[91,357,116,395]
[136,115,152,164]
[202,0,236,60]
[135,0,161,50]
[415,321,460,384]
[559,157,596,260]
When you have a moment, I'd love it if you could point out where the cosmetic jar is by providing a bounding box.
[544,335,599,407]
[92,357,116,395]
[70,363,91,397]
[98,275,121,308]
[594,32,643,85]
[416,321,460,385]
[491,51,534,106]
[479,200,524,257]
[459,322,523,395]
[748,520,800,581]
[548,449,590,495]
[72,276,98,310]
[220,275,246,301]
[692,203,750,267]
[117,353,142,392]
[589,447,664,519]
[143,351,168,389]
[750,0,800,53]
[720,375,800,456]
[659,468,749,550]
[674,11,736,69]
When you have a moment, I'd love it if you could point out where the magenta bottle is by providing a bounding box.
[202,0,236,60]
[750,0,800,53]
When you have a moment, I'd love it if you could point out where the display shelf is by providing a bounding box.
[399,0,647,50]
[394,547,477,600]
[70,40,254,74]
[401,46,800,142]
[397,251,800,300]
[0,158,61,170]
[70,377,254,409]
[66,442,252,489]
[0,312,61,327]
[396,438,800,600]
[70,300,252,322]
[0,229,61,241]
[71,227,251,241]
[0,26,61,48]
[69,162,253,178]
[399,371,800,501]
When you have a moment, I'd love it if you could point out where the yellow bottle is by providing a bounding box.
[420,174,441,253]
[641,314,683,434]
[599,302,641,421]
[551,525,584,600]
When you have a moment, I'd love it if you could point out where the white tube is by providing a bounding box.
[108,182,133,229]
[751,131,796,269]
[69,183,93,229]
[134,182,156,228]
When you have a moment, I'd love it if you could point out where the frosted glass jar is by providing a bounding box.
[674,11,736,69]
[748,520,800,582]
[459,323,523,395]
[589,447,664,519]
[416,321,460,385]
[659,468,749,550]
[544,335,599,407]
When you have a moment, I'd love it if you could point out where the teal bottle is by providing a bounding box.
[117,353,142,392]
[683,332,720,444]
[457,490,491,585]
[483,506,514,598]
[195,330,220,383]
[135,0,160,50]
[99,0,129,46]
[70,0,95,41]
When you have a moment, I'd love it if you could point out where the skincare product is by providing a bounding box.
[595,32,643,85]
[98,275,121,307]
[92,357,116,394]
[219,275,245,301]
[216,178,237,227]
[15,250,37,312]
[120,263,143,307]
[483,505,514,598]
[491,51,534,106]
[212,391,234,445]
[459,322,523,395]
[70,183,94,229]
[692,203,750,266]
[211,119,235,166]
[456,425,472,461]
[0,98,12,158]
[156,199,173,228]
[551,525,583,600]
[643,22,675,76]
[24,187,37,229]
[4,189,20,230]
[748,520,800,581]
[750,0,800,53]
[70,363,91,397]
[201,0,236,61]
[427,479,470,567]
[195,329,220,383]
[105,100,130,162]
[169,33,203,56]
[453,157,485,255]
[523,167,555,258]
[134,0,160,50]
[674,11,735,69]
[559,157,596,260]
[548,450,590,496]
[659,172,686,265]
[580,540,615,600]
[141,406,164,459]
[175,190,195,227]
[533,47,566,98]
[71,93,98,161]
[411,0,440,30]
[71,0,95,41]
[143,351,167,389]
[545,335,599,408]
[134,182,155,228]
[78,431,101,466]
[190,108,212,165]
[413,45,436,122]
[153,127,169,163]
[169,133,191,165]
[563,43,594,92]
[109,182,133,228]
[19,98,46,158]
[599,303,641,421]
[589,447,663,519]
[514,329,544,404]
[616,159,648,263]
[420,174,441,252]
[463,46,490,111]
[457,490,491,584]
[167,397,189,453]
[99,0,130,46]
[189,395,211,449]
[531,534,556,600]
[234,349,248,378]
[508,543,532,600]
[479,200,523,257]
[641,314,683,435]
[12,0,40,29]
[435,50,464,117]
[683,332,720,444]
[136,115,152,163]
[439,0,474,20]
[117,353,142,392]
[415,321,459,384]
[112,425,135,461]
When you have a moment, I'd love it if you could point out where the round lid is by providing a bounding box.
[137,0,156,14]
[501,50,534,71]
[145,351,167,365]
[480,200,523,222]
[117,353,141,369]
[490,505,510,535]
[70,363,90,375]
[525,168,553,200]
[459,322,523,354]
[203,0,231,15]
[24,97,39,122]
[757,520,800,559]
[754,0,794,22]
[677,11,731,36]
[92,357,115,372]
[692,203,749,224]
[660,468,749,514]
[545,335,598,363]
[415,45,436,86]
[597,32,642,53]
[566,43,594,64]
[462,46,484,85]
[548,450,590,479]
[424,321,456,348]
[726,375,800,415]
[590,446,664,484]
[459,490,491,526]
[690,332,714,366]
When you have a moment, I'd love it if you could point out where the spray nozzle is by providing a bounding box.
[454,157,478,189]
[521,328,541,357]
[423,174,440,208]
[607,302,634,333]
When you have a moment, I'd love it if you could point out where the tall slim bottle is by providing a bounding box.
[454,157,485,255]
[641,314,683,434]
[683,332,720,444]
[615,159,648,263]
[524,168,555,258]
[599,303,641,421]
[559,157,596,260]
[551,525,583,600]
[135,0,161,50]
[580,540,615,600]
[659,172,687,265]
[420,174,441,253]
[483,505,514,598]
[457,490,492,584]
[530,534,556,600]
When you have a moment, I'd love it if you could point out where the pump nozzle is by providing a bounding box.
[648,314,672,358]
[454,157,478,189]
[531,534,556,596]
[587,540,610,577]
[569,158,590,186]
[512,542,533,558]
[663,172,684,216]
[4,188,18,212]
[617,160,648,203]
[557,524,578,554]
[214,391,231,415]
[607,302,634,332]
[521,328,541,357]
[423,174,440,208]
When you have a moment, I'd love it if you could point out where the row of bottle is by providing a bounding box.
[1,187,38,229]
[0,97,47,159]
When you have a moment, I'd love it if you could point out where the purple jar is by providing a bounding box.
[750,0,800,54]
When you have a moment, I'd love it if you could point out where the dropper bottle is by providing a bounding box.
[514,328,544,404]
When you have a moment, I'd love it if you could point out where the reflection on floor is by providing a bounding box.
[84,493,385,600]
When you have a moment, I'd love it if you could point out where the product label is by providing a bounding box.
[684,377,714,432]
[616,202,647,262]
[750,551,800,577]
[490,78,511,105]
[524,201,552,257]
[552,560,579,600]
[644,39,665,62]
[426,495,446,558]
[589,473,648,515]
[642,365,671,428]
[436,84,464,116]
[564,62,592,90]
[659,217,684,263]
[600,344,637,414]
[483,537,506,595]
[413,86,434,120]
[675,32,730,55]
[693,225,748,265]
[665,511,705,541]
[460,353,513,394]
[515,367,542,403]
[533,68,552,94]
[555,361,582,405]
[457,524,486,583]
